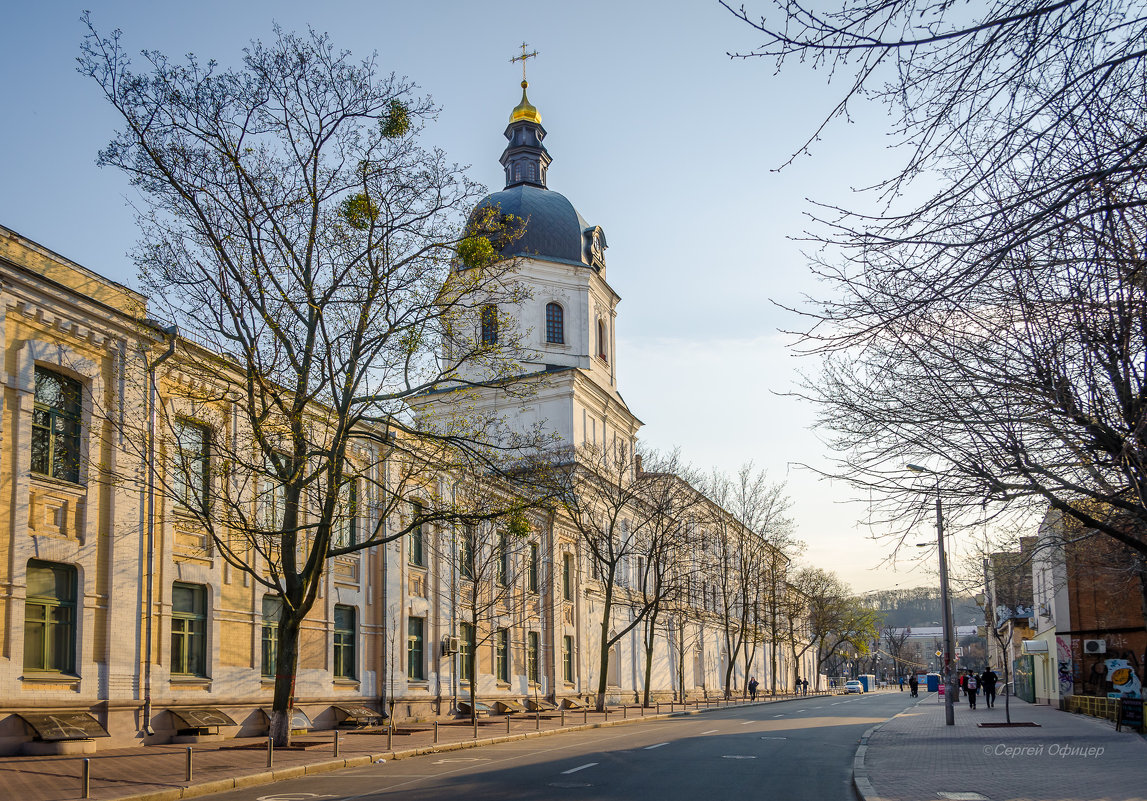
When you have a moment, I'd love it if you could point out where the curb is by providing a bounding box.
[106,694,835,801]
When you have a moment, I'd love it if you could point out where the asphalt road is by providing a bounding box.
[209,692,917,801]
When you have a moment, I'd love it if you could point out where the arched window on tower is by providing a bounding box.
[546,302,564,344]
[481,305,498,346]
[597,319,608,362]
[527,163,536,181]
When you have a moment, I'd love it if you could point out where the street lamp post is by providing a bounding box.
[907,464,957,726]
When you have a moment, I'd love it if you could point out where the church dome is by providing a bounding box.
[465,79,607,270]
[471,184,592,266]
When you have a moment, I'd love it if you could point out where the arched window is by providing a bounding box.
[545,302,564,344]
[481,305,498,346]
[597,319,608,362]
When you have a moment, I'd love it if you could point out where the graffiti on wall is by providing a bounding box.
[1104,658,1142,699]
[1056,636,1074,696]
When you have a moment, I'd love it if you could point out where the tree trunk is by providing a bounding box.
[270,614,301,747]
[596,588,614,711]
[642,614,656,707]
[677,623,687,701]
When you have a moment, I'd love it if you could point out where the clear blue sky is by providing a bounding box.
[0,1,939,592]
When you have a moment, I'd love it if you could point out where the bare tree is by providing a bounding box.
[447,479,540,730]
[80,21,543,745]
[725,0,1146,276]
[705,465,795,697]
[726,1,1147,604]
[792,567,881,684]
[554,441,669,710]
[631,452,706,706]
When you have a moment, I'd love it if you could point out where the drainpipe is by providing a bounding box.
[143,323,178,736]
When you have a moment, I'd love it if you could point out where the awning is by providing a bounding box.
[495,699,525,713]
[457,700,493,715]
[260,708,313,730]
[561,697,587,710]
[17,712,109,741]
[526,698,558,712]
[168,708,237,729]
[333,705,386,726]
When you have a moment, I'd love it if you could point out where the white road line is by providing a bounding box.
[562,762,598,775]
[700,729,719,735]
[740,720,754,726]
[812,706,824,709]
[644,742,669,750]
[773,714,784,717]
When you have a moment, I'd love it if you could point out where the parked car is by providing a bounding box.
[844,680,865,694]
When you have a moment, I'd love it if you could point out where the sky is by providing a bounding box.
[0,1,944,593]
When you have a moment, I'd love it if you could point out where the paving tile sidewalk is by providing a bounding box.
[0,692,826,801]
[855,693,1147,801]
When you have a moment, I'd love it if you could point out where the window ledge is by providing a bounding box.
[21,672,81,685]
[29,473,87,493]
[333,679,361,689]
[406,681,430,691]
[170,677,211,689]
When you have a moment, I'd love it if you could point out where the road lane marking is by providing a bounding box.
[644,742,669,750]
[740,720,754,725]
[700,729,719,734]
[722,755,757,759]
[773,714,784,717]
[812,706,824,709]
[562,762,598,774]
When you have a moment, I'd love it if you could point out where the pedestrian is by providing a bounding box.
[748,676,759,701]
[898,675,905,692]
[908,674,918,697]
[965,671,978,709]
[980,667,998,709]
[801,678,809,695]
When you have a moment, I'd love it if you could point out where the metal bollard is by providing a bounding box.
[583,707,587,724]
[640,703,644,717]
[334,730,340,757]
[506,715,511,734]
[82,757,90,799]
[388,724,393,750]
[267,736,274,768]
[186,746,193,782]
[623,705,627,719]
[434,720,439,744]
[605,708,610,721]
[535,710,540,731]
[561,708,566,727]
[656,702,661,714]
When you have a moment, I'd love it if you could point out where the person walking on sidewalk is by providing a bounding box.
[980,667,998,708]
[748,677,759,701]
[965,672,978,709]
[908,674,918,697]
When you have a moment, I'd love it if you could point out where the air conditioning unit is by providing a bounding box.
[1083,639,1106,654]
[442,635,460,655]
[1021,640,1048,654]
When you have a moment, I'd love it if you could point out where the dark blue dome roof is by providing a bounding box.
[472,184,591,267]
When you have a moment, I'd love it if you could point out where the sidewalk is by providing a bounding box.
[0,692,825,801]
[855,693,1147,801]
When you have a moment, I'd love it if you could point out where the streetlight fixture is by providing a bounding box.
[907,463,957,726]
